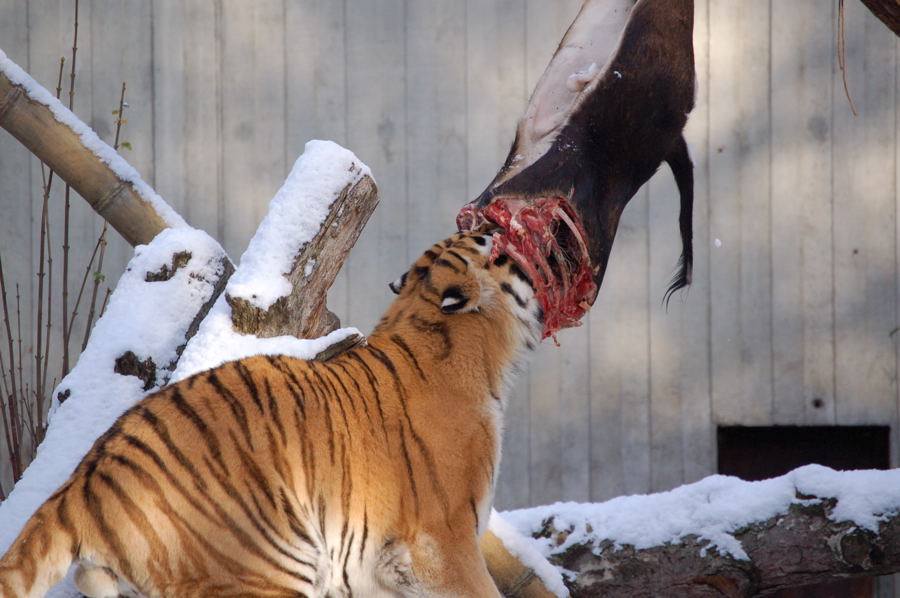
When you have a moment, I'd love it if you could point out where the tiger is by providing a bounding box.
[0,230,543,598]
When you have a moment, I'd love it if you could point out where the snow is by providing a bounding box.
[0,48,186,230]
[225,140,372,310]
[171,291,361,382]
[503,464,900,562]
[0,227,229,555]
[489,510,569,597]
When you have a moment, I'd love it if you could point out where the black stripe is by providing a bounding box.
[347,353,389,442]
[264,378,288,447]
[509,261,531,285]
[296,367,337,465]
[500,282,527,307]
[98,471,171,576]
[397,425,420,518]
[321,362,358,416]
[205,371,255,450]
[390,334,427,380]
[230,429,277,510]
[408,314,451,360]
[359,509,369,566]
[207,430,315,581]
[330,360,376,435]
[233,361,264,413]
[169,388,229,477]
[470,497,480,532]
[445,249,469,268]
[83,477,135,582]
[136,406,209,491]
[266,356,308,419]
[434,257,462,273]
[310,366,352,438]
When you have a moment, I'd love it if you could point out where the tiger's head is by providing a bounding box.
[376,232,543,373]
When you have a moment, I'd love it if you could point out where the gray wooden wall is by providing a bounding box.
[1,0,898,515]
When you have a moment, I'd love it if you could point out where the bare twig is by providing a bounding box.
[69,225,107,346]
[32,188,49,468]
[837,0,859,116]
[99,288,112,319]
[61,0,80,376]
[0,258,21,481]
[81,224,108,352]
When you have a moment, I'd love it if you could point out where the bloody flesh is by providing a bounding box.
[456,196,597,340]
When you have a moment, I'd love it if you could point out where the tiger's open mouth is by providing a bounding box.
[456,196,597,341]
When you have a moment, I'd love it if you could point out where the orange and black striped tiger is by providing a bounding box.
[0,231,542,598]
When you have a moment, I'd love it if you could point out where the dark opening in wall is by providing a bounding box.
[717,425,890,598]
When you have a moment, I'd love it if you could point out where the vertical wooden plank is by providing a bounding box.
[465,0,526,200]
[833,3,897,429]
[405,0,466,258]
[895,27,900,478]
[558,312,591,501]
[679,0,714,487]
[285,0,350,321]
[770,0,835,427]
[590,188,651,501]
[90,0,152,283]
[220,0,286,259]
[466,0,530,510]
[552,0,591,503]
[648,154,685,492]
[524,0,587,508]
[181,0,222,241]
[708,0,773,427]
[152,0,187,219]
[344,0,407,332]
[0,0,32,491]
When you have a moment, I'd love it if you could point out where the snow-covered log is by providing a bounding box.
[0,228,230,557]
[503,465,900,597]
[0,49,184,246]
[226,140,378,340]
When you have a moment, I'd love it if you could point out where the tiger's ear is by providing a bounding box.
[440,281,481,314]
[389,271,408,295]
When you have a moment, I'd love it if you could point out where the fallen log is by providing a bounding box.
[504,465,900,597]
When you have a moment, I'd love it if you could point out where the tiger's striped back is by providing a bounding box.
[0,231,542,598]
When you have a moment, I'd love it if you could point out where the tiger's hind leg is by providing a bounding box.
[73,563,137,598]
[379,535,503,598]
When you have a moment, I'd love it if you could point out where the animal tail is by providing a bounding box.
[663,133,694,308]
[0,495,76,598]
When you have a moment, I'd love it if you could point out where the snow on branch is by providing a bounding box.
[502,465,900,597]
[0,48,184,246]
[0,229,230,556]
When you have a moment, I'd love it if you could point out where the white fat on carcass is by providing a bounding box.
[495,0,637,187]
